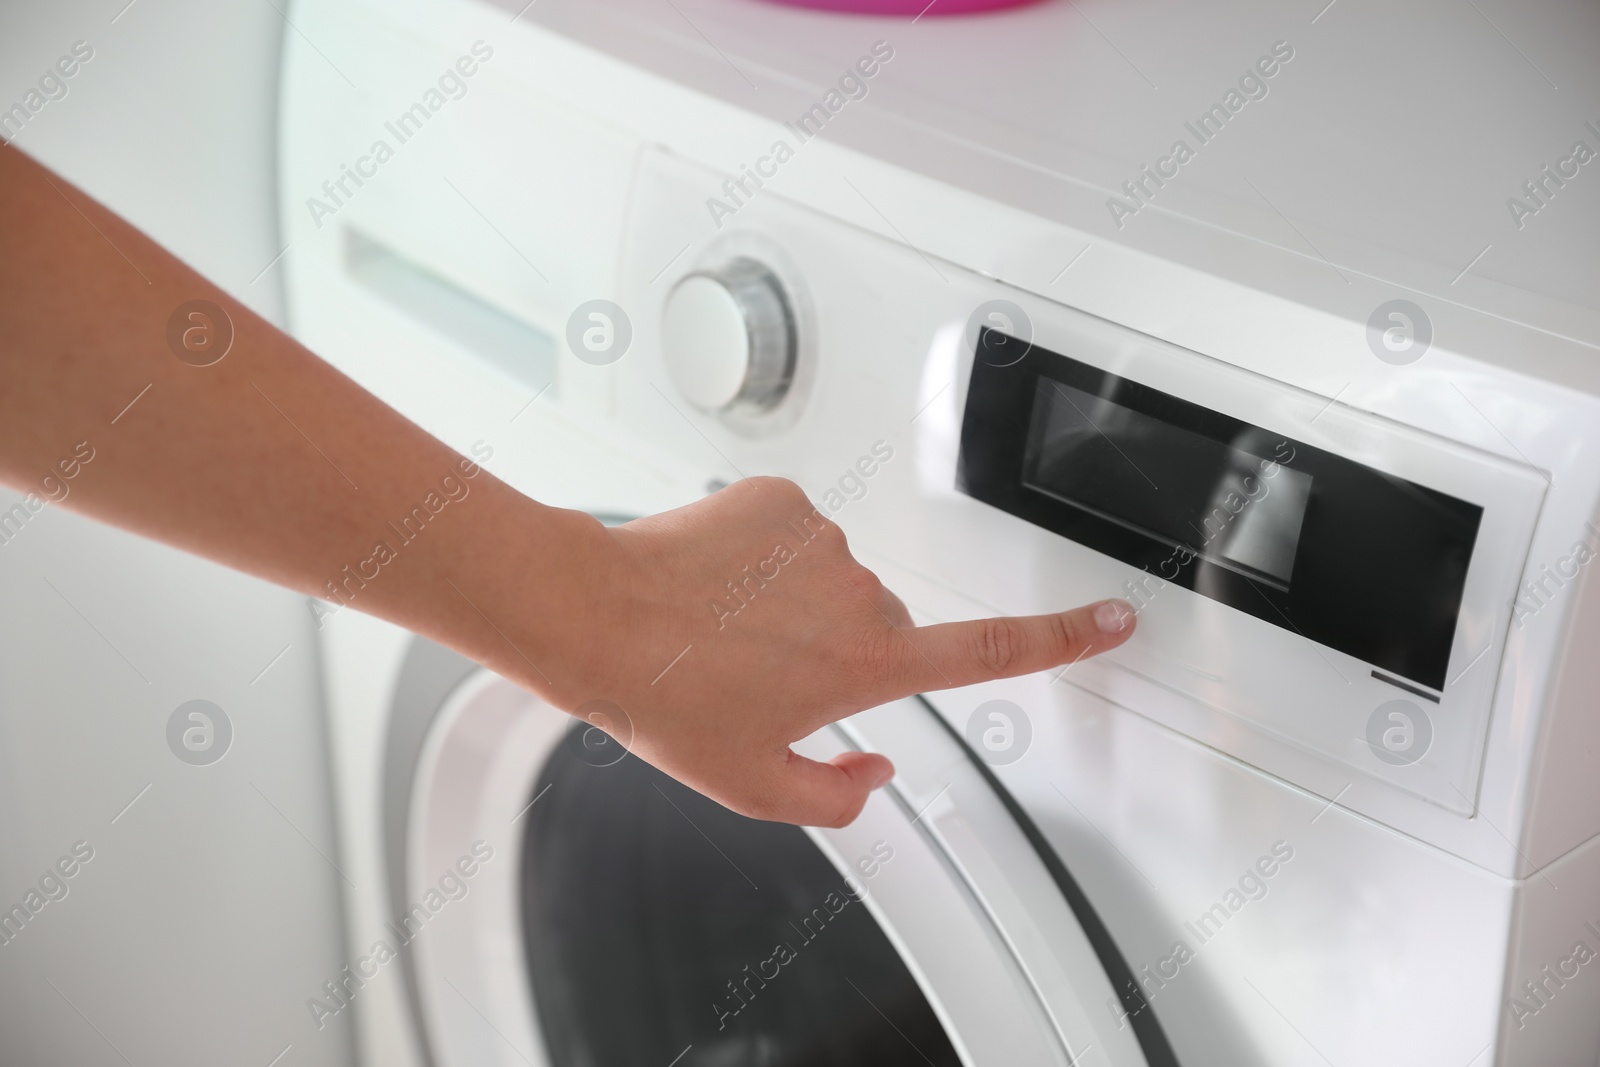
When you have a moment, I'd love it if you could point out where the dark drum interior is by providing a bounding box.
[520,722,963,1067]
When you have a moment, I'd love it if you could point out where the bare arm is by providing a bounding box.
[0,146,1135,826]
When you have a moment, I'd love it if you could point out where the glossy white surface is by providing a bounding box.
[408,671,558,1067]
[500,0,1600,384]
[662,274,753,410]
[826,698,1153,1067]
[609,148,1581,862]
[280,0,1600,1063]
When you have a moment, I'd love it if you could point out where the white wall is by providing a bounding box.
[0,4,354,1065]
[1,0,289,322]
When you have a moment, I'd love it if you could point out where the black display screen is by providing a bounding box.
[958,329,1484,692]
[1022,378,1315,590]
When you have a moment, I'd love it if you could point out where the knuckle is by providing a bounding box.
[1047,610,1080,658]
[808,512,845,545]
[772,475,804,493]
[973,616,1024,674]
[766,475,809,502]
[734,475,793,500]
[842,562,882,595]
[848,624,901,682]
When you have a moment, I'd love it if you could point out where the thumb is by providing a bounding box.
[892,598,1136,694]
[757,749,895,827]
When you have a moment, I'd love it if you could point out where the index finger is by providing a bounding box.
[884,598,1136,696]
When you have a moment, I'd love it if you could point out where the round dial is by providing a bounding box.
[661,258,795,412]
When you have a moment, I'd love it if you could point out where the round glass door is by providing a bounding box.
[521,723,963,1066]
[405,666,1158,1067]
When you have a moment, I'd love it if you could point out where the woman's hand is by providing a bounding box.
[0,147,1134,830]
[535,477,1136,827]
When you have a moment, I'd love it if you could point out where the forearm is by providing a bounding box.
[1,145,1135,828]
[0,146,582,695]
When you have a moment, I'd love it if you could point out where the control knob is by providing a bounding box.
[661,258,795,412]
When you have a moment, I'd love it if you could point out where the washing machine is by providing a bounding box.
[291,271,1162,1065]
[281,1,1600,1064]
[291,262,1160,1065]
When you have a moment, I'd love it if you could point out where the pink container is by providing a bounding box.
[757,0,1045,14]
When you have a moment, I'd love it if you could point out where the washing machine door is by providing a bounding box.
[390,639,1173,1067]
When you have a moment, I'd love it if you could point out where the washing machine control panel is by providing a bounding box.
[611,146,1552,835]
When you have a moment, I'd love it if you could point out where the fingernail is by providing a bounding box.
[872,765,896,789]
[1094,599,1135,634]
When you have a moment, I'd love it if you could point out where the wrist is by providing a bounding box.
[410,478,611,702]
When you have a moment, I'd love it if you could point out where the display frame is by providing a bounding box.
[959,328,1485,693]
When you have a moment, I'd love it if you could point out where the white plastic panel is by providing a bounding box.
[279,8,1600,1066]
[816,698,1156,1067]
[797,729,1079,1067]
[500,0,1600,365]
[278,0,641,417]
[612,148,1546,824]
[283,0,1600,878]
[1499,832,1600,1065]
[926,674,1520,1067]
[944,300,1547,818]
[409,672,558,1067]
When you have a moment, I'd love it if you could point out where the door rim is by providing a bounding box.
[383,638,1171,1067]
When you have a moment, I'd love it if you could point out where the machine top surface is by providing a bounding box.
[500,0,1600,362]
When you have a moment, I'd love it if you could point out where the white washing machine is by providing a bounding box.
[281,1,1600,1065]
